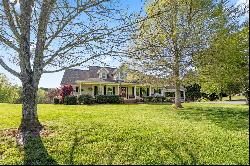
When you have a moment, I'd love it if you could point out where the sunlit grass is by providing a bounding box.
[0,103,249,165]
[222,95,246,101]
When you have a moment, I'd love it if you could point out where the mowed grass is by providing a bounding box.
[222,95,246,101]
[0,103,249,165]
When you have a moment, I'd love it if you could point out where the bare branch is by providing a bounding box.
[0,34,19,51]
[43,53,102,73]
[0,58,20,78]
[2,0,20,40]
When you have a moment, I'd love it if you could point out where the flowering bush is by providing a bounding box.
[59,85,73,103]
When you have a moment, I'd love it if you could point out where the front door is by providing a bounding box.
[120,87,127,98]
[94,86,98,96]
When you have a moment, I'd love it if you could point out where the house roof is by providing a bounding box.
[61,66,117,85]
[61,66,186,91]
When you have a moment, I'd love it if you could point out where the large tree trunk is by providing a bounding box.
[173,53,183,109]
[17,76,42,146]
[175,80,183,108]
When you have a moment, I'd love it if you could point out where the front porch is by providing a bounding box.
[73,81,186,101]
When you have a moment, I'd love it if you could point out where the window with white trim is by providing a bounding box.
[107,87,113,95]
[100,72,107,79]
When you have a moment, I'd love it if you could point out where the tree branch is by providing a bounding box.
[43,52,104,73]
[0,34,19,51]
[0,58,20,78]
[2,0,20,40]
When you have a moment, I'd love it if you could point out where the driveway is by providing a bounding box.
[193,101,247,105]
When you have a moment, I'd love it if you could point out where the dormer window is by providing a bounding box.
[97,68,109,79]
[101,72,107,79]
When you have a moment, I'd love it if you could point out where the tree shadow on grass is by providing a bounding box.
[163,142,198,165]
[23,133,57,165]
[66,129,79,165]
[177,106,249,131]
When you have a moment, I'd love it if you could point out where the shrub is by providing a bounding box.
[197,97,209,102]
[53,98,60,104]
[207,93,219,101]
[155,96,166,102]
[59,85,73,102]
[165,97,173,102]
[46,88,60,103]
[184,83,202,101]
[95,95,122,104]
[143,96,166,103]
[78,95,95,104]
[143,96,154,102]
[64,96,77,105]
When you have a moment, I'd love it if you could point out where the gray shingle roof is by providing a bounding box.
[61,66,117,85]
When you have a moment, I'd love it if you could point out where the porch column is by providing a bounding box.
[80,83,82,95]
[92,85,94,97]
[118,84,120,95]
[99,84,102,95]
[134,85,137,99]
[183,90,186,102]
[149,86,152,96]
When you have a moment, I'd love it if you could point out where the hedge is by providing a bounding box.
[95,95,123,104]
[142,96,172,103]
[78,95,95,104]
[53,98,60,104]
[64,96,77,105]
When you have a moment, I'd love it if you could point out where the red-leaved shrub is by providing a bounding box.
[59,85,73,102]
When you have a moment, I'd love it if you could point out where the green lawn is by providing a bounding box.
[222,95,246,101]
[0,103,249,165]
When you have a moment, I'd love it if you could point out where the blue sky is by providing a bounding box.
[0,0,247,88]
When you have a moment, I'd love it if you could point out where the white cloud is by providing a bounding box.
[236,0,249,6]
[103,56,112,63]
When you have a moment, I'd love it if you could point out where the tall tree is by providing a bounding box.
[0,0,129,144]
[129,0,216,108]
[194,1,249,102]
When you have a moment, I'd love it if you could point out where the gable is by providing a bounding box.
[97,68,109,74]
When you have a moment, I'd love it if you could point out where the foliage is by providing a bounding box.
[53,98,60,104]
[128,0,223,108]
[185,84,202,101]
[195,8,249,99]
[45,89,60,103]
[78,95,95,105]
[206,93,219,101]
[95,95,123,104]
[153,96,166,103]
[143,96,154,102]
[0,103,249,165]
[37,89,47,104]
[59,85,73,103]
[64,96,77,105]
[0,74,21,103]
[143,96,167,103]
